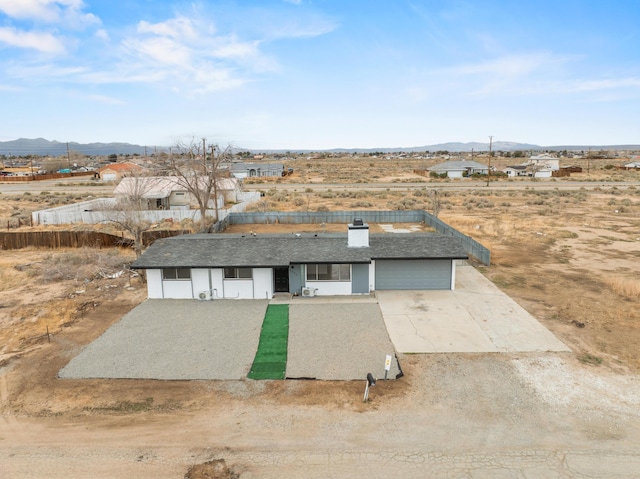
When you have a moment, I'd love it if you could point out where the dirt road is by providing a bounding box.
[3,351,640,478]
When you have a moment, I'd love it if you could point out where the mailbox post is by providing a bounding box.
[363,373,376,402]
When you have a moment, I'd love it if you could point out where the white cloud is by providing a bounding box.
[137,16,198,41]
[115,14,277,93]
[124,36,193,67]
[213,38,260,59]
[95,28,109,41]
[446,52,558,79]
[573,77,640,92]
[0,83,24,92]
[0,26,65,53]
[83,93,126,105]
[0,0,99,28]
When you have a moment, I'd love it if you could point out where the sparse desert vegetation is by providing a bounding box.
[1,155,640,478]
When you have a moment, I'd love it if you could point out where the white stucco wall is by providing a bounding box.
[147,269,164,298]
[253,268,273,299]
[306,280,352,296]
[162,279,194,299]
[369,261,376,291]
[191,269,210,298]
[223,279,254,299]
[450,261,456,291]
[210,269,224,299]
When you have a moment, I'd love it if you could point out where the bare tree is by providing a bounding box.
[105,173,161,258]
[169,138,231,232]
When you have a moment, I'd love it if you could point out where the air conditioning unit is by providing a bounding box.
[301,287,316,298]
[198,291,211,301]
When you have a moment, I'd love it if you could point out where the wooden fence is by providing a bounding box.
[0,171,95,182]
[0,231,131,250]
[0,229,190,250]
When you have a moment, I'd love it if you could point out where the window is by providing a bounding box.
[224,267,253,279]
[162,268,191,280]
[306,264,351,281]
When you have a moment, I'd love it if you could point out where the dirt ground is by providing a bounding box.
[1,157,639,477]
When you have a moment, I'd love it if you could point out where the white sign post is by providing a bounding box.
[384,354,392,380]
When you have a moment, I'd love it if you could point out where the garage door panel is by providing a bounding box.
[375,259,451,290]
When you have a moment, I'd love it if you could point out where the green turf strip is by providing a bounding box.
[248,304,289,380]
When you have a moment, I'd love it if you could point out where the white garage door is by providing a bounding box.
[375,259,452,290]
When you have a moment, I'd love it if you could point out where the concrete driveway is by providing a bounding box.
[377,262,570,353]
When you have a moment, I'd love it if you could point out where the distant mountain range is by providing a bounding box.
[0,138,152,156]
[1,137,638,156]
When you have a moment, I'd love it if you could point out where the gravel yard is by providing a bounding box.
[287,302,401,380]
[59,298,401,381]
[59,300,267,380]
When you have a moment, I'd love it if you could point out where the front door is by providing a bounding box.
[274,267,289,293]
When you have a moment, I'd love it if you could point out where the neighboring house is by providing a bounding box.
[532,168,553,178]
[230,162,284,179]
[427,160,489,178]
[529,154,559,171]
[0,166,42,176]
[113,176,241,210]
[505,163,552,178]
[504,165,528,177]
[98,162,142,181]
[623,161,640,169]
[131,220,469,300]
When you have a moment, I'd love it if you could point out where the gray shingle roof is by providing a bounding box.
[131,233,469,269]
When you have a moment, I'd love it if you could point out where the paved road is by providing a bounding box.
[243,180,640,192]
[2,176,639,196]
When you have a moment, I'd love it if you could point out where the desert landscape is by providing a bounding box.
[1,155,640,477]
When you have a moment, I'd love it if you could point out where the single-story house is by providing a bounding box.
[0,166,42,176]
[113,176,241,210]
[623,161,640,169]
[131,220,469,300]
[504,165,528,177]
[231,162,284,179]
[98,162,142,181]
[427,160,489,178]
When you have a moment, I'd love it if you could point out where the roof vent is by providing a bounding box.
[353,218,364,226]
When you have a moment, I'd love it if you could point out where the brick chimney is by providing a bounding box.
[347,218,369,247]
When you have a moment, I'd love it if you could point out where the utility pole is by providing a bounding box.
[487,136,493,187]
[66,142,71,171]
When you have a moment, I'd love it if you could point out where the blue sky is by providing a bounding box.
[1,1,639,150]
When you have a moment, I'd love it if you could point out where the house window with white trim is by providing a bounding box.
[306,264,351,281]
[224,267,253,279]
[162,268,191,280]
